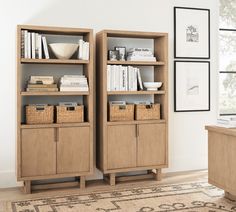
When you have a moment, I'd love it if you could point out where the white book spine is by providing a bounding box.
[24,30,28,58]
[124,67,128,91]
[38,35,42,59]
[128,66,131,91]
[107,65,111,91]
[129,66,133,91]
[122,66,126,91]
[119,65,122,91]
[85,42,89,60]
[78,39,84,59]
[31,32,36,59]
[134,68,138,91]
[42,36,49,59]
[113,66,117,91]
[27,32,31,59]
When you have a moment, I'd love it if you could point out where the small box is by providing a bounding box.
[135,103,160,120]
[26,105,54,124]
[56,105,84,123]
[109,104,134,121]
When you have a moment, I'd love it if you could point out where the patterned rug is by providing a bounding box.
[8,181,236,212]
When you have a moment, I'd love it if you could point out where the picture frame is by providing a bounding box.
[108,50,119,61]
[174,61,210,112]
[174,7,210,59]
[114,46,126,61]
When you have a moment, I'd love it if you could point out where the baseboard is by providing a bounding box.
[0,171,22,188]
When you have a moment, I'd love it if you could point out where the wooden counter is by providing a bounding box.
[205,125,236,201]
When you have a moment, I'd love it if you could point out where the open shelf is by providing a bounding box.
[107,90,165,95]
[107,119,166,126]
[21,58,89,65]
[107,60,165,66]
[21,122,90,129]
[21,91,89,96]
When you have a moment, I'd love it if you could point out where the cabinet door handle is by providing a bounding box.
[55,129,59,142]
[136,125,139,138]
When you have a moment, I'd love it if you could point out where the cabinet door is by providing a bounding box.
[107,125,136,169]
[137,123,166,167]
[57,127,90,174]
[21,128,56,177]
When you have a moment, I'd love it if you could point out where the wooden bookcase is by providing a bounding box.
[16,25,94,193]
[96,30,168,185]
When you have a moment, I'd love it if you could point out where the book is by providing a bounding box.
[38,34,42,59]
[24,30,28,58]
[26,87,58,92]
[31,32,36,59]
[109,101,126,105]
[78,39,84,59]
[27,84,57,88]
[21,30,24,58]
[42,36,49,59]
[27,32,31,59]
[107,65,111,91]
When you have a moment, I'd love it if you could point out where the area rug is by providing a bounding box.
[8,181,236,212]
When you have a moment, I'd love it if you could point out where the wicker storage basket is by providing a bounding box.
[26,105,54,124]
[135,103,160,120]
[109,104,134,121]
[56,105,84,123]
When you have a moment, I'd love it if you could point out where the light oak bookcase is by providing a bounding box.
[16,25,94,193]
[96,30,168,185]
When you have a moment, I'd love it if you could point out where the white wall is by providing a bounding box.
[0,0,219,188]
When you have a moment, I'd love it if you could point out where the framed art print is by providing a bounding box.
[174,61,210,112]
[174,7,210,59]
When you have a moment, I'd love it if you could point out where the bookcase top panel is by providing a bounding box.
[99,30,168,39]
[18,25,93,36]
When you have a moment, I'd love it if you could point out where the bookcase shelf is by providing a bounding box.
[107,119,166,126]
[21,122,90,129]
[96,29,168,185]
[107,60,165,66]
[21,58,89,64]
[21,91,89,96]
[107,90,165,95]
[17,25,94,193]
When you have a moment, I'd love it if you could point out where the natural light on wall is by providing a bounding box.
[219,0,236,115]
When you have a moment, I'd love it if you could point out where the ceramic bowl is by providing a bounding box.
[143,82,162,91]
[49,43,79,59]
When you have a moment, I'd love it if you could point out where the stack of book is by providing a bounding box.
[127,48,156,61]
[21,30,49,59]
[26,76,58,92]
[78,39,90,60]
[107,65,143,91]
[217,117,236,128]
[60,75,89,92]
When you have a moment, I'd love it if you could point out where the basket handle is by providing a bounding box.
[145,104,153,109]
[35,106,45,111]
[66,106,75,111]
[119,105,126,110]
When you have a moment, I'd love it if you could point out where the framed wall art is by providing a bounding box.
[174,7,210,59]
[174,61,210,112]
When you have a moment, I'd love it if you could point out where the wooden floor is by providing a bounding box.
[0,170,207,211]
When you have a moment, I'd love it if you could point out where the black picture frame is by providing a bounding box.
[114,46,126,61]
[174,61,210,112]
[174,7,210,59]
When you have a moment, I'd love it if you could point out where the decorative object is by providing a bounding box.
[143,82,162,91]
[174,61,210,112]
[174,7,210,59]
[8,181,233,212]
[108,50,119,61]
[49,43,79,59]
[115,46,126,60]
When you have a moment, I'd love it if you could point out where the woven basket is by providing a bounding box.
[109,104,134,121]
[56,105,84,123]
[135,103,160,120]
[26,105,54,124]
